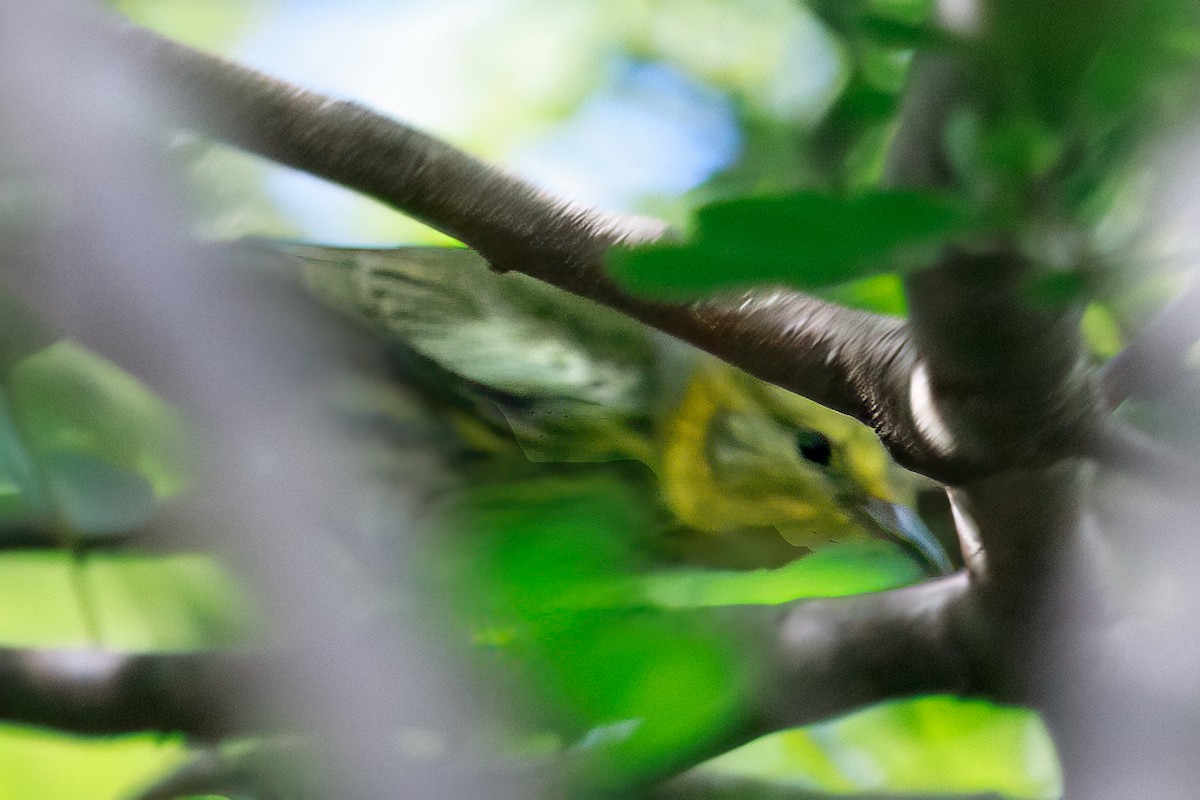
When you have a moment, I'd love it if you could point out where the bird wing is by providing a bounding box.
[261,241,660,411]
[242,240,678,464]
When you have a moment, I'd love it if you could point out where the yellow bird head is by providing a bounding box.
[659,363,950,572]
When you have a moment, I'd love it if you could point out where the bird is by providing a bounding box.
[243,239,953,575]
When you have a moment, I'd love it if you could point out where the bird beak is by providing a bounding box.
[859,497,956,576]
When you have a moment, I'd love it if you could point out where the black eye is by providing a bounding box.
[795,430,833,467]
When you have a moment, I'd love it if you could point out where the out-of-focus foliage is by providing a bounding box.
[446,477,751,781]
[6,341,193,534]
[113,0,263,48]
[615,0,1200,319]
[0,333,250,800]
[704,696,1060,798]
[231,230,963,788]
[941,0,1200,243]
[0,727,189,800]
[440,475,929,784]
[0,551,251,649]
[434,474,1054,793]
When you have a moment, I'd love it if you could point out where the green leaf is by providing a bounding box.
[0,552,93,646]
[8,340,194,500]
[980,116,1062,180]
[701,696,1060,798]
[447,476,646,618]
[43,452,157,535]
[86,553,257,650]
[0,393,53,529]
[608,190,972,298]
[0,551,254,650]
[870,0,933,27]
[533,609,749,780]
[856,15,934,48]
[444,476,936,784]
[817,272,908,315]
[636,541,923,609]
[1082,302,1124,359]
[1025,270,1087,310]
[984,0,1200,130]
[0,725,188,800]
[444,477,762,781]
[826,697,1059,796]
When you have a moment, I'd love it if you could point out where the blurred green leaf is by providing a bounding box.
[821,83,896,138]
[0,552,91,647]
[534,609,749,780]
[42,452,157,536]
[870,0,934,26]
[856,15,934,49]
[981,116,1061,180]
[9,341,194,501]
[702,696,1060,798]
[0,551,253,650]
[446,476,937,784]
[791,0,927,192]
[0,725,189,800]
[609,190,972,297]
[984,0,1186,123]
[114,0,265,49]
[87,553,257,651]
[446,477,761,781]
[636,541,923,608]
[1082,302,1124,359]
[0,306,196,539]
[448,476,646,617]
[856,41,914,93]
[933,0,1200,231]
[831,697,1060,796]
[809,0,933,38]
[1025,271,1086,310]
[0,393,53,528]
[817,272,908,315]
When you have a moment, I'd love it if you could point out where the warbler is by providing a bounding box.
[249,240,952,574]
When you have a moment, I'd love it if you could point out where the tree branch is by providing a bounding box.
[881,52,1113,796]
[749,573,982,733]
[900,249,1096,702]
[113,21,923,453]
[0,646,266,739]
[0,576,989,754]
